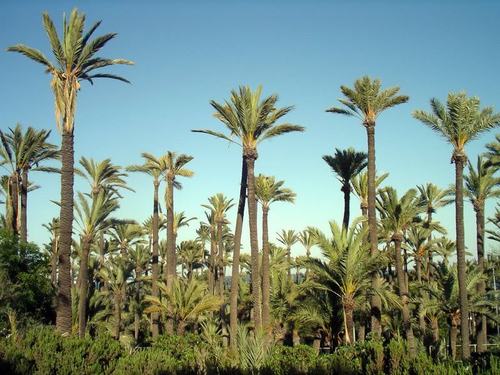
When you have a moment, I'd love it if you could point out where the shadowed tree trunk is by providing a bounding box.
[262,206,270,332]
[230,157,247,350]
[135,263,143,343]
[56,130,74,334]
[246,150,261,332]
[20,169,28,242]
[216,220,224,296]
[151,179,160,337]
[449,317,458,360]
[344,303,355,345]
[366,125,382,338]
[342,183,351,231]
[114,290,122,339]
[78,236,91,338]
[9,174,19,236]
[209,226,216,294]
[475,203,487,352]
[431,316,440,359]
[454,155,470,359]
[166,175,175,335]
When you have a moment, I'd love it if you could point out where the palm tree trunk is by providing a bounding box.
[20,169,28,242]
[114,291,121,339]
[344,305,354,345]
[246,151,261,332]
[51,236,58,287]
[56,130,74,334]
[449,318,458,359]
[9,174,19,236]
[135,265,142,343]
[151,180,160,338]
[366,125,381,338]
[230,156,247,350]
[394,234,416,357]
[475,204,487,352]
[78,237,91,338]
[454,155,470,359]
[416,256,426,333]
[261,206,271,333]
[166,176,175,335]
[216,221,223,296]
[341,183,351,231]
[431,316,440,359]
[209,227,216,294]
[287,246,292,283]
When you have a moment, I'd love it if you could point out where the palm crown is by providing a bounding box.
[255,174,296,210]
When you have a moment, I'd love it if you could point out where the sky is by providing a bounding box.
[0,0,499,261]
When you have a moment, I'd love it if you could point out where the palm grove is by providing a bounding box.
[2,9,500,364]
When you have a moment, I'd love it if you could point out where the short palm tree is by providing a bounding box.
[79,157,131,199]
[464,155,500,351]
[255,174,296,331]
[193,85,304,340]
[413,92,500,358]
[298,230,316,281]
[277,229,299,283]
[8,9,133,333]
[127,152,169,337]
[351,171,389,218]
[322,147,367,230]
[327,76,408,338]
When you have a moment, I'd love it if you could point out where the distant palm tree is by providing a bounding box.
[298,230,316,281]
[193,85,304,340]
[177,240,205,280]
[79,157,131,199]
[484,134,499,169]
[127,152,169,337]
[351,171,389,218]
[413,92,500,358]
[8,9,133,333]
[322,148,367,230]
[487,206,500,243]
[277,229,299,283]
[327,77,408,337]
[255,175,296,331]
[128,244,149,342]
[464,155,499,351]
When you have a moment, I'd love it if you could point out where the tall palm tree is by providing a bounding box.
[351,171,389,218]
[74,190,118,337]
[327,77,408,337]
[464,156,500,351]
[163,152,193,334]
[127,152,169,337]
[413,92,500,358]
[8,9,133,333]
[255,174,296,331]
[377,187,424,356]
[322,147,367,230]
[202,194,234,296]
[277,229,299,283]
[0,124,58,242]
[193,85,304,340]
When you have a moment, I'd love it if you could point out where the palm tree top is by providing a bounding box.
[322,147,367,187]
[276,229,299,248]
[202,193,234,224]
[326,76,409,126]
[464,155,500,210]
[416,182,454,215]
[192,85,304,155]
[79,157,132,198]
[413,92,500,159]
[255,174,296,209]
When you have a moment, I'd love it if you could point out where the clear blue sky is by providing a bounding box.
[1,0,499,260]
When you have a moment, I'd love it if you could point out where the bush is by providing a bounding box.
[262,345,318,375]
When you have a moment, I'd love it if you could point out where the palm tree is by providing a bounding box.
[128,244,149,342]
[464,156,499,351]
[177,240,205,280]
[127,152,169,337]
[351,171,389,219]
[298,230,316,281]
[413,92,500,358]
[255,174,296,331]
[202,194,234,296]
[163,152,193,334]
[145,278,222,335]
[79,157,131,199]
[484,134,499,169]
[193,85,304,340]
[43,217,60,288]
[0,124,58,242]
[74,190,118,337]
[322,148,367,230]
[377,187,424,356]
[327,77,408,337]
[277,229,299,283]
[487,205,500,243]
[8,9,133,333]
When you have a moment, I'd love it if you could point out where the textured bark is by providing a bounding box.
[394,235,416,357]
[449,319,458,360]
[475,205,487,352]
[344,306,354,345]
[230,157,247,350]
[246,151,261,332]
[261,206,271,333]
[50,236,58,287]
[358,323,366,342]
[454,156,470,359]
[431,317,440,359]
[216,221,224,296]
[135,264,143,343]
[287,246,292,283]
[166,175,175,335]
[78,237,91,338]
[366,125,381,337]
[151,180,160,338]
[56,130,74,334]
[9,174,19,236]
[209,227,216,294]
[341,183,351,231]
[20,169,28,242]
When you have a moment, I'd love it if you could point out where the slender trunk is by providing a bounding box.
[56,130,74,334]
[78,237,91,338]
[475,205,487,352]
[287,246,292,283]
[20,169,28,242]
[431,316,440,359]
[366,125,381,338]
[51,236,58,287]
[135,265,142,343]
[209,227,216,294]
[394,235,416,357]
[230,157,247,351]
[9,174,19,236]
[151,180,160,338]
[358,322,366,342]
[261,206,271,333]
[216,221,224,296]
[344,305,354,345]
[416,256,426,332]
[427,211,433,281]
[246,151,261,332]
[114,291,121,339]
[450,318,458,360]
[166,176,175,335]
[342,183,351,231]
[454,156,470,359]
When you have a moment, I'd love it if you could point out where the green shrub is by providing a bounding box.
[262,345,318,375]
[115,349,186,375]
